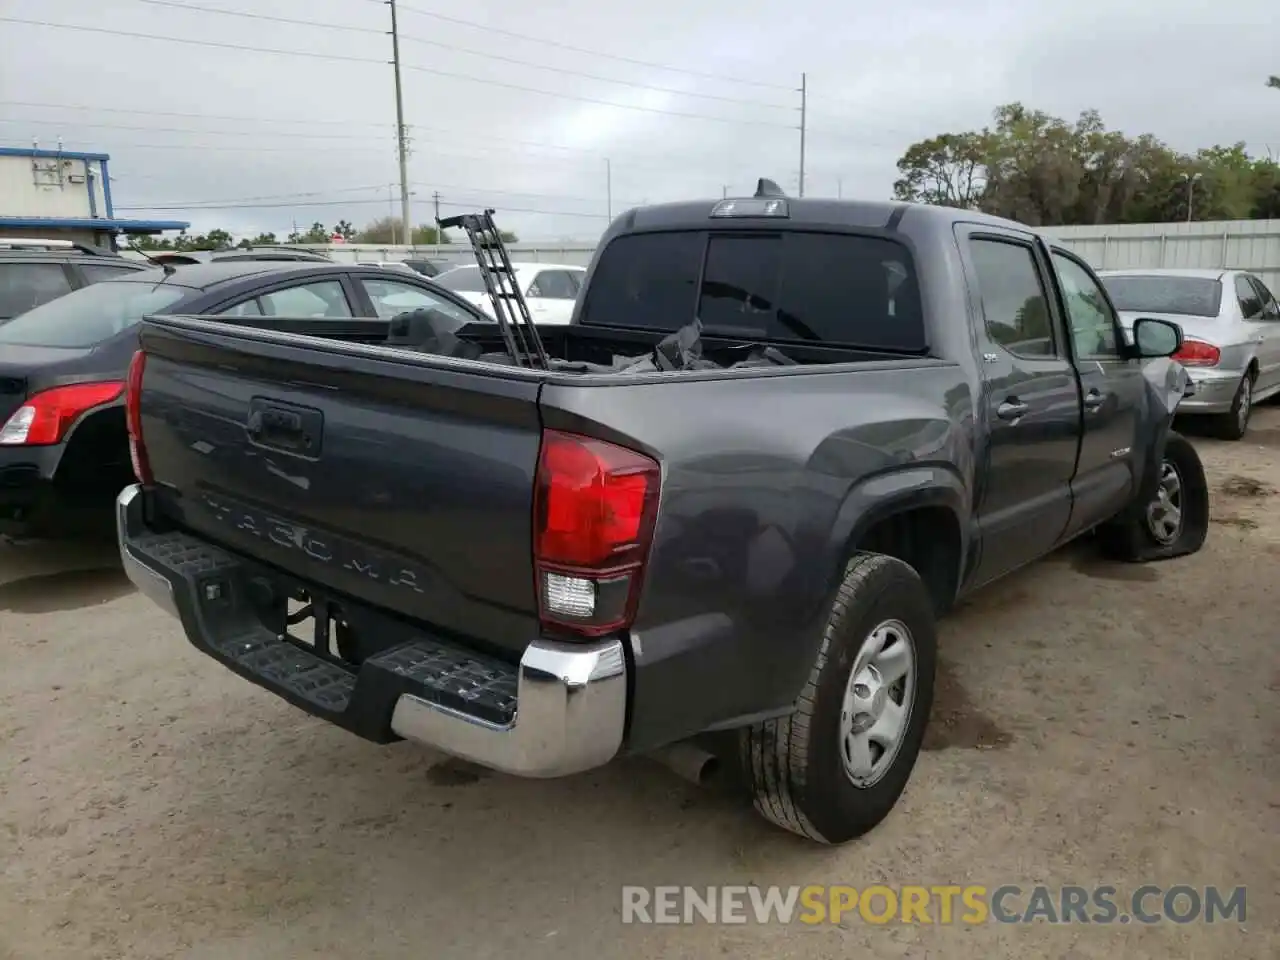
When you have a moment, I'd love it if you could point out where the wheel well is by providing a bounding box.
[852,506,962,613]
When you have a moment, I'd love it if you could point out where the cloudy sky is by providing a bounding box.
[1,0,1276,242]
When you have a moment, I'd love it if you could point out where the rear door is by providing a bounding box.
[1243,274,1280,393]
[956,225,1082,585]
[1047,248,1145,537]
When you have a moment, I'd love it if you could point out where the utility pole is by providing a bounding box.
[389,0,412,246]
[1182,172,1202,223]
[432,191,441,243]
[605,158,612,220]
[837,177,842,199]
[798,72,807,199]
[722,185,728,198]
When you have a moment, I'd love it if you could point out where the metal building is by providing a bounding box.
[0,146,188,248]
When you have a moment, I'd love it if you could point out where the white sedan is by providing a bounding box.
[434,262,587,325]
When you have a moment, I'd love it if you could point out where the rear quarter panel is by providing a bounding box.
[539,362,976,750]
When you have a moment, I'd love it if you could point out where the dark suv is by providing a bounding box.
[0,238,147,322]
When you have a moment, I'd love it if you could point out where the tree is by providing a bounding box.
[894,102,1280,226]
[1268,76,1280,89]
[892,132,988,207]
[334,220,356,242]
[236,232,278,249]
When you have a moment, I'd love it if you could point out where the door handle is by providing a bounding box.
[996,399,1030,421]
[1084,390,1107,411]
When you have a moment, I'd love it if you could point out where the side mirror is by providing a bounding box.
[1132,317,1183,358]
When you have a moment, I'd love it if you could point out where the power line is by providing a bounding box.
[395,2,793,92]
[0,100,392,130]
[3,16,794,129]
[117,180,638,210]
[116,0,792,110]
[436,198,610,220]
[2,116,393,142]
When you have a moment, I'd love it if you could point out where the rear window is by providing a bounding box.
[1100,275,1222,318]
[435,266,488,293]
[0,279,189,348]
[578,230,925,351]
[0,262,74,319]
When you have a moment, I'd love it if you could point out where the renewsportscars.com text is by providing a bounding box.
[621,884,1247,925]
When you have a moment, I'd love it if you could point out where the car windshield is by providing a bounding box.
[0,278,190,347]
[1101,276,1222,318]
[434,266,489,293]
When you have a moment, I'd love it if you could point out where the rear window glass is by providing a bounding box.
[435,266,489,293]
[1100,276,1222,318]
[579,230,925,351]
[0,262,73,319]
[0,279,189,347]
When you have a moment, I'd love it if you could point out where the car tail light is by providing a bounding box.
[533,429,660,638]
[0,381,124,446]
[125,350,153,484]
[1173,339,1220,367]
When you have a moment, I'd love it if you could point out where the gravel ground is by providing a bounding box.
[1,415,1277,960]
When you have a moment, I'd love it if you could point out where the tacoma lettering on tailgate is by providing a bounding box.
[201,492,426,594]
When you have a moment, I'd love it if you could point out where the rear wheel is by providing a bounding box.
[1212,372,1253,440]
[737,552,937,844]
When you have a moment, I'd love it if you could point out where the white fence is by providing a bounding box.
[1036,219,1280,290]
[297,218,1280,292]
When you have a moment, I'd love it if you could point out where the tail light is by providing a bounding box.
[0,381,124,446]
[533,429,661,638]
[125,350,153,484]
[1173,339,1220,367]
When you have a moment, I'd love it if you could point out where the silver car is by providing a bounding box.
[1099,268,1280,439]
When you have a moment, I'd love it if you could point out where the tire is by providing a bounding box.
[737,552,937,844]
[1097,431,1209,563]
[1212,371,1254,440]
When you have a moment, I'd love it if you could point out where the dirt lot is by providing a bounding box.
[1,416,1277,960]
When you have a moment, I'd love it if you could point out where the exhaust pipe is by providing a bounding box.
[647,741,720,786]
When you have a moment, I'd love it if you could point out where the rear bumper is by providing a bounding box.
[0,444,62,538]
[1177,371,1240,415]
[117,484,628,778]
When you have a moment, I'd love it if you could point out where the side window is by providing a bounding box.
[1050,252,1120,359]
[0,263,73,318]
[219,298,263,317]
[79,263,143,284]
[529,270,578,300]
[358,278,473,323]
[969,239,1056,358]
[1235,275,1263,319]
[1248,276,1279,319]
[257,280,352,318]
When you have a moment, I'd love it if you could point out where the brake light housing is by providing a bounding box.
[125,350,153,484]
[1173,338,1220,367]
[533,429,661,638]
[0,381,124,446]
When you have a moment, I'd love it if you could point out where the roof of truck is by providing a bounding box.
[608,196,1030,238]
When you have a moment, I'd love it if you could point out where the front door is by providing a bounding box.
[1048,248,1145,538]
[1244,275,1280,396]
[958,226,1083,587]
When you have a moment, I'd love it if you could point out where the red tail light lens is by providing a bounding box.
[0,381,124,446]
[534,429,660,638]
[125,350,153,484]
[1173,339,1220,367]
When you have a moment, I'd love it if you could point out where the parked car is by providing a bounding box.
[1099,267,1280,439]
[0,260,485,540]
[0,237,147,322]
[435,261,586,324]
[116,194,1206,845]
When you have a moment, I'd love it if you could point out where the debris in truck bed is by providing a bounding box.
[387,311,798,373]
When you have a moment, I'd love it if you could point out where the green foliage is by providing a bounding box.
[894,102,1280,225]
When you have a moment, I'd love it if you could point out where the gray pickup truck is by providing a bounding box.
[116,192,1208,844]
